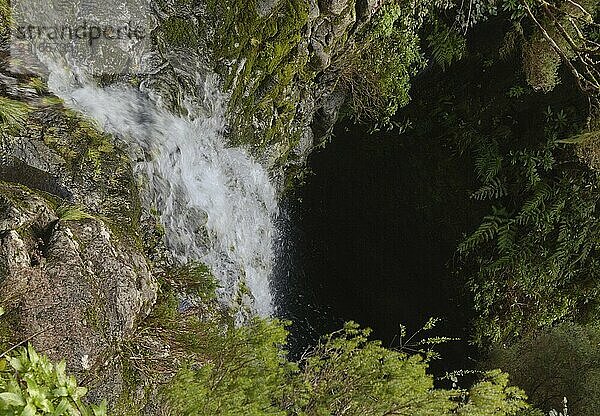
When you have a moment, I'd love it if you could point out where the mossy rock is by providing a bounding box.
[160,16,200,48]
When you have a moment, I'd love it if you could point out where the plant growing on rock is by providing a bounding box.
[335,1,428,124]
[0,345,106,416]
[0,97,31,133]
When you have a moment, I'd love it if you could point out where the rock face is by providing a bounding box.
[0,184,157,400]
[0,67,158,403]
[151,0,375,188]
[218,0,366,180]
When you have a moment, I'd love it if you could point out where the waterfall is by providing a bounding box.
[44,67,277,317]
[9,0,278,317]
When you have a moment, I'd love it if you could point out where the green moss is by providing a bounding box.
[83,303,103,332]
[208,0,312,151]
[0,0,10,38]
[160,16,199,48]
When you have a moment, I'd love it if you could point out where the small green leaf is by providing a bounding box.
[92,400,107,416]
[20,402,36,416]
[52,387,68,397]
[8,356,23,371]
[52,397,69,415]
[0,391,25,406]
[71,386,87,400]
[55,362,67,386]
[27,345,39,364]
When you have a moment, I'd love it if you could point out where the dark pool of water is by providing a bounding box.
[275,121,484,373]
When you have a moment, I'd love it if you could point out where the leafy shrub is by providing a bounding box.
[165,319,529,415]
[458,107,600,345]
[0,345,106,416]
[337,2,427,123]
[487,323,600,416]
[427,21,467,71]
[292,323,527,416]
[166,318,292,416]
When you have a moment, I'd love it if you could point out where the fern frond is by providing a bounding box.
[497,223,516,255]
[517,182,553,224]
[474,140,503,183]
[471,178,507,200]
[427,22,466,71]
[459,214,505,254]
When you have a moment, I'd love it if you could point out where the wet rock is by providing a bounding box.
[319,0,351,15]
[0,182,158,402]
[256,0,282,17]
[357,0,379,20]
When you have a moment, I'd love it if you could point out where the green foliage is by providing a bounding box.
[165,319,528,416]
[292,322,457,415]
[458,107,600,345]
[487,322,600,416]
[0,345,106,416]
[458,370,529,416]
[166,318,292,416]
[427,22,467,71]
[172,262,218,302]
[456,0,499,29]
[403,23,598,346]
[56,205,95,222]
[450,0,599,95]
[499,23,524,60]
[339,2,429,123]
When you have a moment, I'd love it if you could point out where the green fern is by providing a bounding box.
[471,178,507,200]
[496,223,516,255]
[474,140,503,183]
[517,182,552,220]
[427,22,466,71]
[459,210,507,254]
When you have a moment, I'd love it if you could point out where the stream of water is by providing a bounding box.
[47,68,278,317]
[12,0,280,316]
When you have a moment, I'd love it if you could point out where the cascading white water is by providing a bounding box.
[10,0,278,317]
[45,67,278,317]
